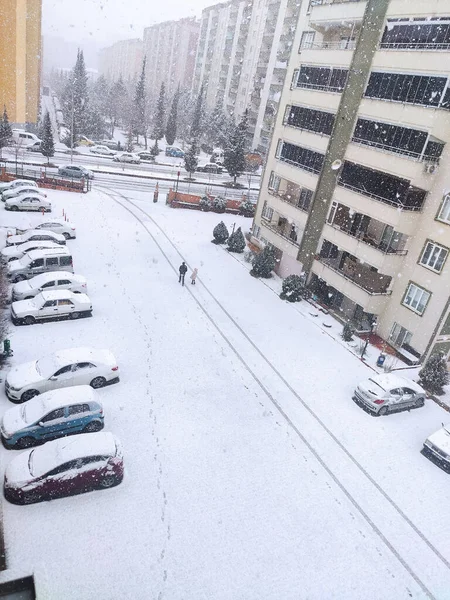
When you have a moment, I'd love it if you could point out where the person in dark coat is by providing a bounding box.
[179,261,188,285]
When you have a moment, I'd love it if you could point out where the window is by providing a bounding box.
[42,408,65,423]
[352,118,431,158]
[43,300,57,308]
[298,188,313,212]
[58,299,74,306]
[296,65,348,93]
[60,256,72,266]
[380,19,450,50]
[30,259,44,268]
[403,283,431,315]
[41,281,56,289]
[420,241,448,273]
[268,172,281,192]
[68,404,90,416]
[46,257,59,266]
[279,142,324,174]
[58,280,72,285]
[53,365,72,377]
[299,31,315,50]
[437,194,450,223]
[287,105,335,136]
[365,71,449,109]
[262,202,274,221]
[389,323,412,347]
[73,362,96,370]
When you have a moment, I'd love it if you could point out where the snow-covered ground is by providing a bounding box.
[0,185,449,599]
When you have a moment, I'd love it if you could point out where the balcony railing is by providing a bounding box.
[310,0,364,5]
[380,42,450,51]
[304,40,357,50]
[261,219,301,247]
[327,223,408,256]
[317,256,392,295]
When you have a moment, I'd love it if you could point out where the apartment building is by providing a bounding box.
[99,38,143,82]
[143,18,199,101]
[0,0,42,127]
[192,0,300,154]
[252,0,450,364]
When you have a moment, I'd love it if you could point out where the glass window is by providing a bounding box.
[68,404,88,416]
[30,259,44,268]
[42,408,65,422]
[60,256,72,266]
[53,365,72,377]
[389,323,412,347]
[437,194,450,223]
[42,300,57,308]
[299,31,315,50]
[403,283,431,315]
[58,280,72,285]
[72,362,95,371]
[297,65,348,93]
[420,241,448,272]
[41,281,56,289]
[287,105,335,136]
[365,71,448,108]
[58,299,74,306]
[262,202,274,221]
[46,257,59,266]
[279,142,324,174]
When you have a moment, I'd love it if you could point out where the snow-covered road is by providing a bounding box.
[0,186,449,599]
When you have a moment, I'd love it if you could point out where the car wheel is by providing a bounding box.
[10,206,19,211]
[84,421,103,433]
[21,389,39,403]
[378,406,389,416]
[90,376,107,389]
[63,232,71,240]
[16,436,35,449]
[70,311,80,319]
[415,397,425,409]
[23,315,36,325]
[99,475,117,489]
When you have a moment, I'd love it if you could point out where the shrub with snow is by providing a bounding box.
[341,322,354,342]
[280,274,306,302]
[418,352,449,395]
[199,196,212,212]
[251,246,276,278]
[227,227,246,253]
[213,196,227,213]
[212,221,229,244]
[239,198,255,218]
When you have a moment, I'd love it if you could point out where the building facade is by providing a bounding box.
[143,18,200,101]
[0,0,42,127]
[99,38,143,83]
[252,0,450,364]
[192,0,300,154]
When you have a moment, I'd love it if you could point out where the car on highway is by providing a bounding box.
[165,146,184,158]
[90,145,116,156]
[113,152,141,164]
[353,373,426,416]
[5,194,51,213]
[2,241,60,263]
[5,347,120,403]
[1,386,104,449]
[196,162,223,174]
[58,165,94,179]
[12,272,87,301]
[11,289,92,325]
[0,179,38,193]
[4,432,123,504]
[6,229,66,247]
[422,423,450,472]
[137,151,155,163]
[32,219,77,239]
[2,186,47,202]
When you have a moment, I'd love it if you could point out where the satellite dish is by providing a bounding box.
[331,159,342,171]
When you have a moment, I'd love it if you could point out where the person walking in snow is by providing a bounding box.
[190,268,198,285]
[178,261,188,285]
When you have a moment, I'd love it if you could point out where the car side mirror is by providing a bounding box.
[49,376,57,381]
[38,421,45,427]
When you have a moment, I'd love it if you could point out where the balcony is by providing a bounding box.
[268,174,313,214]
[309,0,366,29]
[261,207,304,248]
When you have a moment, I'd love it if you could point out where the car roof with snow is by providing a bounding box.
[24,247,70,261]
[6,193,45,201]
[27,386,99,416]
[427,425,450,454]
[367,374,424,393]
[31,432,117,477]
[21,229,64,240]
[48,347,116,367]
[28,271,84,285]
[38,290,80,301]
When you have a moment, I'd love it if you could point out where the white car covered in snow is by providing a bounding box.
[1,240,60,263]
[113,152,140,164]
[11,290,92,325]
[5,347,120,403]
[0,179,38,193]
[90,145,116,156]
[2,186,47,202]
[5,194,51,213]
[422,424,450,472]
[12,271,87,301]
[6,229,66,247]
[353,373,426,416]
[29,219,76,240]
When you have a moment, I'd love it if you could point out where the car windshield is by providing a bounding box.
[21,400,45,425]
[367,379,387,393]
[35,356,60,378]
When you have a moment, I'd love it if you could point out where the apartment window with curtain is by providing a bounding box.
[402,283,431,315]
[419,241,448,273]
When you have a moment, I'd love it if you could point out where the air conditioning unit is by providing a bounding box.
[424,163,437,174]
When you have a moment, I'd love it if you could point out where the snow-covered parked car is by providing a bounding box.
[2,186,47,202]
[11,290,92,325]
[7,247,73,283]
[5,194,51,213]
[197,162,223,174]
[353,373,426,416]
[0,179,38,193]
[1,240,60,263]
[113,152,140,164]
[4,432,123,504]
[5,347,120,403]
[6,229,66,247]
[32,219,76,240]
[1,386,104,449]
[12,271,87,301]
[90,145,116,156]
[58,165,94,179]
[422,424,450,472]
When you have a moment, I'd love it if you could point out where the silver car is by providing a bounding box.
[353,373,426,416]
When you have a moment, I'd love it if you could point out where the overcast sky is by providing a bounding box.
[42,0,211,46]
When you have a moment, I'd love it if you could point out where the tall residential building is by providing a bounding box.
[192,0,301,154]
[0,0,42,127]
[252,0,450,364]
[143,18,200,101]
[99,39,143,83]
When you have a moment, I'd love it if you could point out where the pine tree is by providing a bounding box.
[72,49,89,134]
[165,87,180,146]
[224,110,248,185]
[91,75,110,118]
[126,124,134,152]
[0,106,12,157]
[184,140,198,178]
[239,197,255,217]
[109,77,128,137]
[213,196,227,213]
[133,57,147,148]
[419,352,449,395]
[190,85,204,141]
[206,101,231,148]
[250,245,276,278]
[151,83,166,145]
[280,274,306,302]
[41,111,55,164]
[212,221,229,244]
[227,227,246,253]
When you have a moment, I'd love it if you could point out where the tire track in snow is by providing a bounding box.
[97,185,443,600]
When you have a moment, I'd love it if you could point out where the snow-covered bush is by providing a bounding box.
[250,246,276,278]
[239,198,255,218]
[227,227,246,253]
[341,322,354,342]
[418,352,449,395]
[280,274,306,302]
[243,249,256,263]
[213,196,227,213]
[212,221,229,244]
[199,196,212,212]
